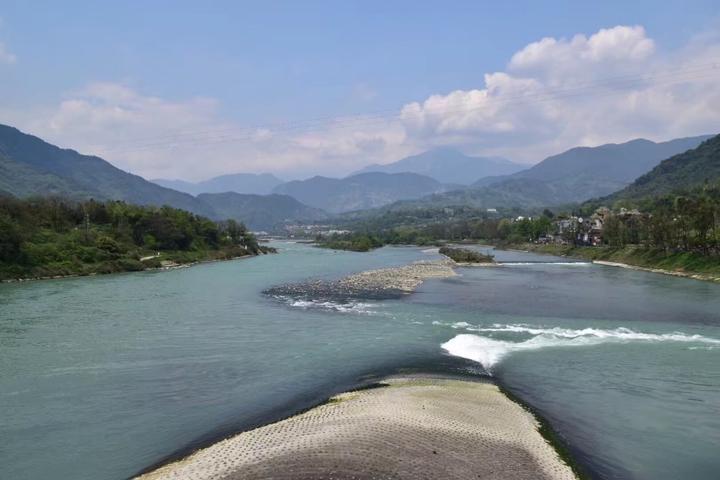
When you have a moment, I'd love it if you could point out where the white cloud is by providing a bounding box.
[3,82,410,180]
[0,42,16,64]
[510,26,654,72]
[399,25,719,163]
[2,25,719,180]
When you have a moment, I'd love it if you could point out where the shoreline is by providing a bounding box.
[0,253,263,284]
[135,374,579,480]
[591,259,720,282]
[500,243,720,283]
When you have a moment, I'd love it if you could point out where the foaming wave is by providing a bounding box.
[441,324,720,373]
[499,261,591,266]
[277,296,378,314]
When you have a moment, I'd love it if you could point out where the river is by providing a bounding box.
[1,241,719,479]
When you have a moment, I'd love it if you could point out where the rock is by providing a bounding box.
[265,260,457,301]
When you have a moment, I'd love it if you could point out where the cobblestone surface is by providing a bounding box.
[137,377,576,480]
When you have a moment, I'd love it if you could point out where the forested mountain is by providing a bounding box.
[468,135,713,199]
[197,192,329,230]
[600,134,720,203]
[273,172,450,213]
[0,124,327,230]
[512,136,711,184]
[153,173,283,195]
[353,147,522,184]
[0,124,215,216]
[366,135,713,212]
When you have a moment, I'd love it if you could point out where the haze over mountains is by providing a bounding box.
[0,124,324,230]
[352,148,523,184]
[0,124,216,217]
[153,173,284,196]
[377,135,713,212]
[601,134,720,203]
[273,172,452,213]
[198,192,329,229]
[2,121,716,231]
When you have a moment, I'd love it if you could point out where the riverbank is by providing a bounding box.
[136,375,577,480]
[510,244,720,283]
[0,247,275,283]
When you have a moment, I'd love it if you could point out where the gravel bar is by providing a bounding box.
[265,259,457,300]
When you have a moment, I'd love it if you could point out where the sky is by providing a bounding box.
[1,0,719,181]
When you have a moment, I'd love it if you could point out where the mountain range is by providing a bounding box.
[153,173,284,196]
[601,134,720,203]
[375,135,713,211]
[0,124,324,230]
[0,124,217,217]
[3,121,716,230]
[198,192,329,229]
[352,147,523,185]
[272,172,452,213]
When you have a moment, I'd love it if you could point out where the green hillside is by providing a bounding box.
[198,192,329,230]
[272,172,449,213]
[0,124,329,230]
[602,134,720,203]
[0,124,215,216]
[379,135,711,213]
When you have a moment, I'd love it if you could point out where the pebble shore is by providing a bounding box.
[265,259,457,300]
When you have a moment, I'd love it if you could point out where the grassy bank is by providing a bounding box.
[514,243,720,280]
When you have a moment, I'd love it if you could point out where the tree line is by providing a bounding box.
[321,183,720,256]
[0,196,266,279]
[590,184,720,254]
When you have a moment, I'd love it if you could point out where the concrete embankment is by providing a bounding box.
[136,376,577,480]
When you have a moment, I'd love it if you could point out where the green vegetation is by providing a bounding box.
[336,135,710,215]
[438,247,494,263]
[325,211,556,250]
[602,134,720,203]
[0,124,216,217]
[316,232,384,252]
[0,124,330,231]
[0,196,272,281]
[322,181,720,278]
[585,183,720,254]
[520,244,720,278]
[197,192,328,231]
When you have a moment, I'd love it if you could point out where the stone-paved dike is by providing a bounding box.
[137,376,576,480]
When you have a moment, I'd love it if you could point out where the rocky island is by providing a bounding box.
[265,259,457,300]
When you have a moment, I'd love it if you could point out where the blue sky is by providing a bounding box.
[1,1,719,180]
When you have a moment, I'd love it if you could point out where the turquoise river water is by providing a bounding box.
[1,241,719,479]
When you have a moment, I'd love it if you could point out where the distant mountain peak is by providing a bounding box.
[352,148,523,185]
[0,123,326,231]
[600,133,720,203]
[273,171,446,213]
[152,172,284,196]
